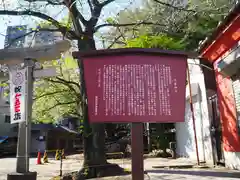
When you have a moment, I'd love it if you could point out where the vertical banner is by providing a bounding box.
[9,68,26,124]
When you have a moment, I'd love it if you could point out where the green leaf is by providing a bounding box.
[106,17,116,24]
[125,34,185,50]
[33,55,80,123]
[0,83,8,87]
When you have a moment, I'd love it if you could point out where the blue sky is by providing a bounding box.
[0,0,142,49]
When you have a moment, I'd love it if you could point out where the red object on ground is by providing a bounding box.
[81,50,187,123]
[37,151,42,165]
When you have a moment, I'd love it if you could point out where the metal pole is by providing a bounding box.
[16,59,34,173]
[60,150,63,177]
[187,63,200,165]
[146,123,151,153]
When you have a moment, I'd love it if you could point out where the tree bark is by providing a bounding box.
[77,36,107,178]
[83,116,107,167]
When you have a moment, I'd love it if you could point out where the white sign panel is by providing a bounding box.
[9,68,26,124]
[33,68,57,78]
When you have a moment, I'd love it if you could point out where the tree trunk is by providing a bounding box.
[77,37,107,178]
[82,104,106,167]
[82,111,107,175]
[74,32,126,179]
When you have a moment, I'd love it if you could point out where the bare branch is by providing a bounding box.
[64,110,81,117]
[46,78,80,98]
[153,0,229,14]
[104,14,155,48]
[116,27,126,41]
[87,0,106,29]
[101,0,115,7]
[68,0,88,26]
[34,90,66,101]
[153,0,196,12]
[5,28,61,49]
[91,0,100,6]
[56,77,80,90]
[52,93,61,104]
[24,0,64,5]
[41,101,76,113]
[63,0,86,36]
[46,0,64,5]
[94,21,166,32]
[0,10,61,29]
[87,0,94,13]
[0,10,78,38]
[26,0,64,5]
[107,35,124,49]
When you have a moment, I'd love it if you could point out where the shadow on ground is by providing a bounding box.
[0,154,16,158]
[147,169,240,178]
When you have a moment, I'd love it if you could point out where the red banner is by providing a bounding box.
[83,54,187,123]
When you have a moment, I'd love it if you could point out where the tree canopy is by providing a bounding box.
[33,54,80,123]
[125,34,185,50]
[104,0,237,50]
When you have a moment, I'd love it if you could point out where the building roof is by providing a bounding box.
[31,123,79,134]
[199,1,240,53]
[57,125,79,134]
[31,123,55,131]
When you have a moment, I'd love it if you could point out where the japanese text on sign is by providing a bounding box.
[83,54,187,123]
[10,68,26,124]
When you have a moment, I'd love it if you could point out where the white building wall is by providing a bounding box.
[175,59,214,165]
[224,152,240,170]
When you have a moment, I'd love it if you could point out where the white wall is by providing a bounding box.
[224,152,240,170]
[175,59,214,165]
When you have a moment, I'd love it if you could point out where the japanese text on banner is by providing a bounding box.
[10,68,26,124]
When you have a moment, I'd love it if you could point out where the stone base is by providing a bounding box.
[7,172,37,180]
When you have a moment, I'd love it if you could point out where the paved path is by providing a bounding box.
[147,169,240,180]
[0,157,81,180]
[0,156,240,180]
[91,169,240,180]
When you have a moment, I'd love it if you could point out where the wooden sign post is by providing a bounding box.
[131,123,144,180]
[73,48,188,180]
